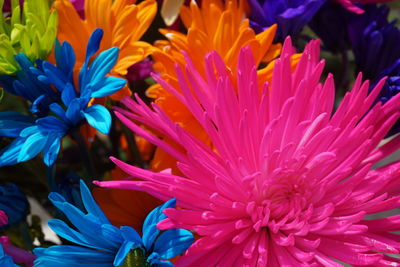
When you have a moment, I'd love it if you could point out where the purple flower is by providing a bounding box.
[247,0,327,42]
[373,59,400,136]
[348,4,400,80]
[126,58,153,83]
[1,236,35,267]
[2,0,23,12]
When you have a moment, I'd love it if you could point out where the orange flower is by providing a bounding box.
[54,0,157,99]
[147,0,283,172]
[93,167,162,233]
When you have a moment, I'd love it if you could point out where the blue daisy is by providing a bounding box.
[0,28,126,167]
[33,180,194,267]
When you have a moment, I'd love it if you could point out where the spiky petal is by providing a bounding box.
[96,38,400,266]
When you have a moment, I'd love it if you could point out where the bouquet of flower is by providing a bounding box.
[1,0,400,266]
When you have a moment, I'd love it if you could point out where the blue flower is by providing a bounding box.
[348,4,400,80]
[0,245,18,267]
[33,180,194,267]
[0,28,126,167]
[0,184,29,228]
[247,0,327,42]
[0,55,59,117]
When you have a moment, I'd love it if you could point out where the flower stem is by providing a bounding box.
[70,129,96,181]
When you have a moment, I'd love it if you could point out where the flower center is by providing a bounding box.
[121,248,151,267]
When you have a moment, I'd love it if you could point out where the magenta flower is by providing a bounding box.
[0,211,7,227]
[1,236,35,267]
[68,0,85,18]
[96,38,400,265]
[335,0,394,14]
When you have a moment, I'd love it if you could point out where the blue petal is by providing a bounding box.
[86,47,119,85]
[55,39,76,82]
[0,137,26,167]
[65,99,84,125]
[153,229,194,259]
[36,116,68,133]
[47,219,114,252]
[52,202,121,250]
[85,29,104,65]
[142,199,176,251]
[42,134,61,166]
[101,224,125,245]
[34,246,114,267]
[89,76,126,98]
[30,94,50,116]
[14,53,51,101]
[120,226,143,245]
[61,83,78,106]
[17,132,48,163]
[79,180,111,224]
[82,105,111,134]
[0,112,35,137]
[49,103,67,121]
[113,241,141,267]
[20,125,40,138]
[79,29,104,91]
[39,61,70,92]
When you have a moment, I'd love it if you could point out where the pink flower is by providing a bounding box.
[0,211,7,227]
[68,0,85,18]
[335,0,395,14]
[1,236,35,267]
[96,38,400,265]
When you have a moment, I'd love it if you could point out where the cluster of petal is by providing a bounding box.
[0,0,57,75]
[373,59,400,136]
[247,0,326,42]
[34,180,193,267]
[97,38,400,265]
[346,4,400,135]
[0,29,126,167]
[376,60,400,103]
[0,184,29,227]
[151,0,281,88]
[348,4,400,80]
[1,236,36,267]
[53,0,156,77]
[0,54,61,117]
[335,0,395,14]
[148,0,282,171]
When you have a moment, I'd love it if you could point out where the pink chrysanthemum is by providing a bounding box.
[96,38,400,266]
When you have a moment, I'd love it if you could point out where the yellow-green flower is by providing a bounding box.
[0,0,58,75]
